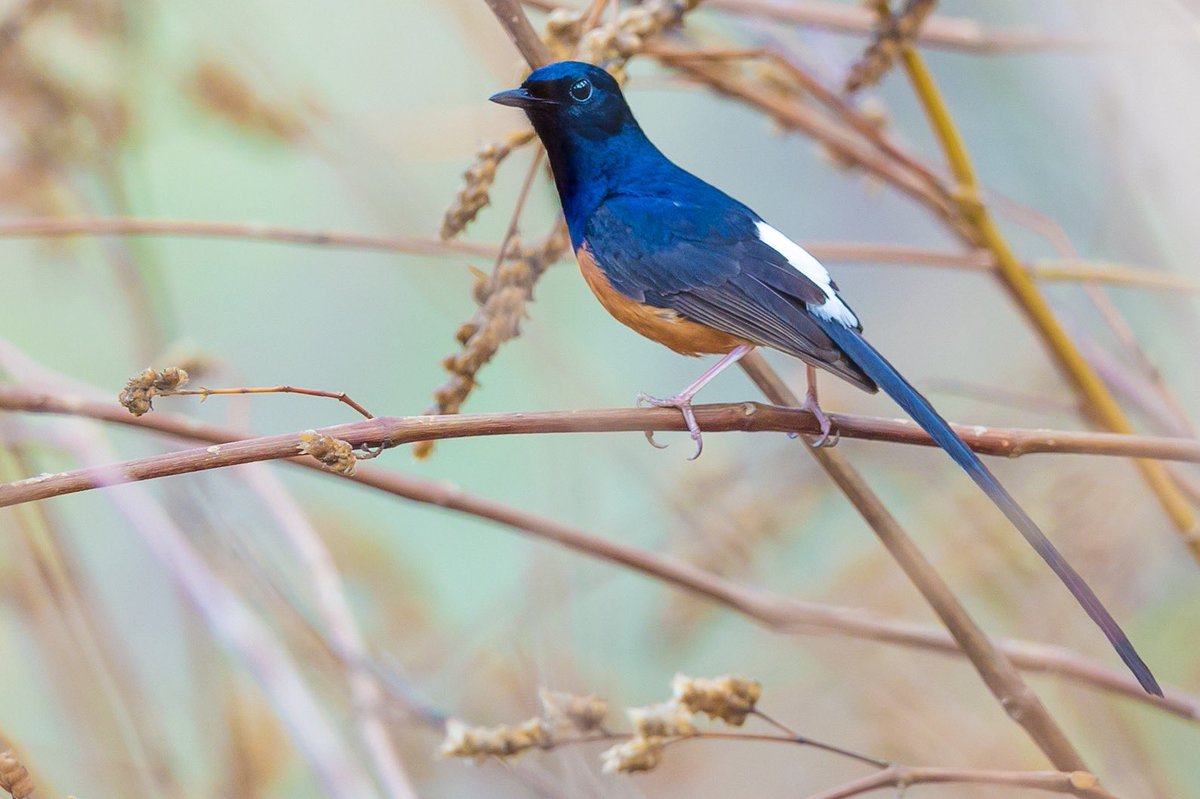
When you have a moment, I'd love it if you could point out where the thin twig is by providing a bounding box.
[645,40,947,196]
[659,730,886,769]
[1033,259,1200,293]
[1,382,1195,720]
[656,52,962,229]
[0,217,496,258]
[700,0,1102,54]
[171,385,376,420]
[748,710,888,768]
[804,764,1115,799]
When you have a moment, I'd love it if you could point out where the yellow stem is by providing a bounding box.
[899,45,1199,550]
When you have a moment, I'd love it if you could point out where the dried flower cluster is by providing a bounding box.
[542,0,702,75]
[440,717,551,761]
[118,367,189,416]
[414,225,569,458]
[845,0,937,93]
[539,689,609,733]
[440,688,608,763]
[600,735,664,774]
[673,673,761,725]
[297,430,357,475]
[442,675,761,777]
[598,674,761,774]
[439,129,536,240]
[626,699,696,738]
[0,747,34,799]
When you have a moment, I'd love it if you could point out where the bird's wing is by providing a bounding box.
[584,194,876,391]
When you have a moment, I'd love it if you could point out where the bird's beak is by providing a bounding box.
[489,87,555,109]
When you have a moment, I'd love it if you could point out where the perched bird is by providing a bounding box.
[490,61,1160,696]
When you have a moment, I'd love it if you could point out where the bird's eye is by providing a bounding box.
[569,78,593,103]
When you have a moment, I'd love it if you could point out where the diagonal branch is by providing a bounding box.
[898,44,1199,546]
[739,352,1088,772]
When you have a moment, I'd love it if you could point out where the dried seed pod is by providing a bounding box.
[118,367,189,416]
[297,430,357,475]
[440,129,536,240]
[440,717,550,762]
[845,0,936,93]
[627,700,696,738]
[600,735,665,774]
[672,674,762,726]
[414,226,569,459]
[539,689,609,733]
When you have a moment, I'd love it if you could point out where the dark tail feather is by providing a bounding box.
[818,320,1162,696]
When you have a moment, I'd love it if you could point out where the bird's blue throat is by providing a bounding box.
[527,111,666,247]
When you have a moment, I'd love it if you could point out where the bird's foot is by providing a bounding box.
[637,392,704,460]
[801,394,839,448]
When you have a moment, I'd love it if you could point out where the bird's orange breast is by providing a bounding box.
[576,244,751,356]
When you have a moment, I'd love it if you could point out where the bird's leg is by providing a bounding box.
[801,364,838,448]
[638,345,754,460]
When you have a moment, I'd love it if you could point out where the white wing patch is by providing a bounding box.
[755,221,858,328]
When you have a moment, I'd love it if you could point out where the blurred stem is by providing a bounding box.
[804,764,1115,799]
[898,44,1200,551]
[0,217,495,257]
[98,163,171,361]
[485,0,552,68]
[738,352,1087,773]
[696,0,1100,54]
[0,443,179,798]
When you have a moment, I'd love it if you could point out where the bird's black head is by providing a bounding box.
[489,61,632,140]
[490,61,660,241]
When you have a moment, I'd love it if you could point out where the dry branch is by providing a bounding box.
[688,0,1100,54]
[6,391,1200,508]
[0,216,495,257]
[804,764,1115,799]
[2,382,1195,720]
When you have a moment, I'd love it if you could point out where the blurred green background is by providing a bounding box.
[1,1,1198,797]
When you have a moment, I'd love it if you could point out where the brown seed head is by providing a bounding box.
[672,674,762,726]
[297,430,357,476]
[118,366,189,416]
[600,735,665,774]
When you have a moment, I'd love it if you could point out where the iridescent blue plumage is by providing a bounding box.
[490,61,1161,696]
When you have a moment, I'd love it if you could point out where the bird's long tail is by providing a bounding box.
[817,320,1162,696]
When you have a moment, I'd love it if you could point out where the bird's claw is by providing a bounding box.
[637,391,704,459]
[801,396,839,449]
[642,429,669,450]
